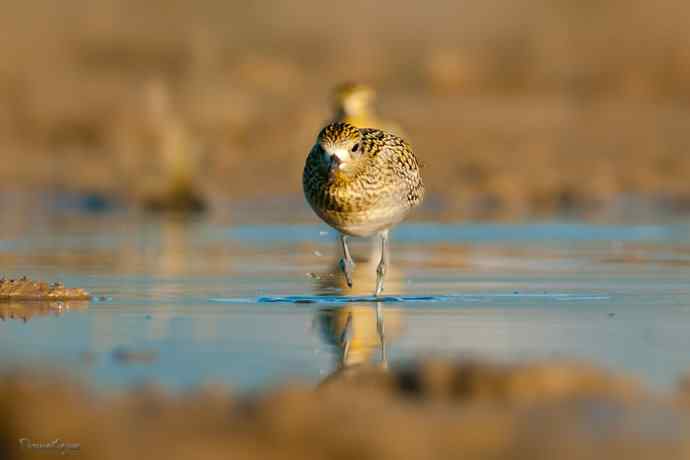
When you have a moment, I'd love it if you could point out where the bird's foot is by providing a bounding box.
[339,258,355,288]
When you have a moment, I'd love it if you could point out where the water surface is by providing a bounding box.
[1,204,690,391]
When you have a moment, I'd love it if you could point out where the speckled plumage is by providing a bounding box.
[303,122,424,237]
[303,122,424,295]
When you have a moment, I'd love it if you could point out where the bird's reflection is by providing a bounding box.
[312,240,405,378]
[318,302,397,369]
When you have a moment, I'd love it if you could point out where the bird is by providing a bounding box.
[115,79,206,213]
[330,82,406,269]
[331,82,405,136]
[303,122,424,296]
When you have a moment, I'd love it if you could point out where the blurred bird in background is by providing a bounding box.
[331,82,405,136]
[114,79,207,214]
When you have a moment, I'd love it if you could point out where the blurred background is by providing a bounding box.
[3,2,690,458]
[1,0,689,219]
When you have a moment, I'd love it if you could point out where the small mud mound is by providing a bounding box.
[111,346,159,365]
[0,277,90,301]
[318,359,645,404]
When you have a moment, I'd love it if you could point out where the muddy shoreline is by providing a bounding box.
[2,359,690,459]
[1,1,690,219]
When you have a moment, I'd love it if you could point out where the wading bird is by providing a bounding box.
[331,82,404,136]
[303,122,424,296]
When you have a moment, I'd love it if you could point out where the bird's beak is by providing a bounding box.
[328,155,342,172]
[323,147,350,175]
[328,155,342,174]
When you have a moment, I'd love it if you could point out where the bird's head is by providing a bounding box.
[317,122,364,175]
[332,82,375,118]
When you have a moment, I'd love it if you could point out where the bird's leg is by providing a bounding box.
[375,230,389,296]
[376,302,387,366]
[338,234,355,288]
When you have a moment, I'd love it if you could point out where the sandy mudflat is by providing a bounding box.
[1,0,689,218]
[2,359,690,459]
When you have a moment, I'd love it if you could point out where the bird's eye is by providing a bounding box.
[351,143,360,153]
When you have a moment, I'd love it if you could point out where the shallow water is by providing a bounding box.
[2,201,690,391]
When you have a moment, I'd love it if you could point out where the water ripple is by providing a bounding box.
[208,292,611,305]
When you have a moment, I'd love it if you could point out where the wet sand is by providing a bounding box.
[1,0,690,218]
[3,359,690,459]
